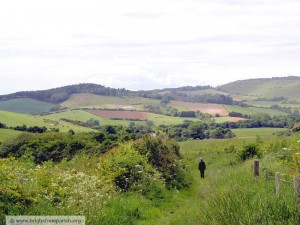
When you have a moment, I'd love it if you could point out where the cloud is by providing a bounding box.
[0,0,300,94]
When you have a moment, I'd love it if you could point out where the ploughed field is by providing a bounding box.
[170,100,229,116]
[86,109,148,120]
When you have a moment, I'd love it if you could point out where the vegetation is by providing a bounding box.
[2,77,300,224]
[0,98,55,114]
[0,129,22,143]
[219,76,300,99]
[0,83,131,104]
[2,130,300,224]
[0,135,189,224]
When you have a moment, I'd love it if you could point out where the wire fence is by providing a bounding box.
[253,159,300,209]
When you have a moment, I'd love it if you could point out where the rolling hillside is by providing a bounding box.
[0,110,95,132]
[0,77,299,129]
[218,76,300,100]
[0,98,55,114]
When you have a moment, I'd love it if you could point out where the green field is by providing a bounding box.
[0,110,94,132]
[242,100,300,108]
[225,105,286,116]
[44,109,202,127]
[0,98,55,114]
[232,128,288,138]
[0,129,22,142]
[43,110,140,127]
[148,113,200,126]
[158,88,228,96]
[44,110,102,122]
[219,76,300,100]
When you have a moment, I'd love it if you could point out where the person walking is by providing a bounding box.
[198,158,206,178]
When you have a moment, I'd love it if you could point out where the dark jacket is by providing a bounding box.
[198,161,206,171]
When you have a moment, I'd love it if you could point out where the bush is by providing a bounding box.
[238,143,261,161]
[132,135,191,189]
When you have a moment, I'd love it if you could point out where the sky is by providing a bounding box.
[1,0,300,94]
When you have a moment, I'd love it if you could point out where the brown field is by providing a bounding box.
[86,109,148,120]
[170,100,229,116]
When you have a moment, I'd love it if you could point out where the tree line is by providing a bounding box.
[0,83,131,104]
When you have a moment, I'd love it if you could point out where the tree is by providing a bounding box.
[187,122,206,139]
[86,118,100,127]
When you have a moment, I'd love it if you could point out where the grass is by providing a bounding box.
[0,129,22,143]
[219,76,300,99]
[60,93,162,110]
[148,113,200,126]
[225,105,286,116]
[1,126,299,223]
[0,98,55,114]
[43,110,139,126]
[0,110,94,133]
[43,110,102,121]
[44,110,202,127]
[158,88,228,96]
[232,128,288,138]
[152,136,299,224]
[244,100,300,109]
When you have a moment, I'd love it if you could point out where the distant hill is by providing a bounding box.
[1,77,300,116]
[218,76,300,100]
[0,83,131,104]
[0,98,55,114]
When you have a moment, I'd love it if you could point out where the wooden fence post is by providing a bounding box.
[264,169,268,181]
[254,160,259,177]
[293,176,300,210]
[275,172,280,198]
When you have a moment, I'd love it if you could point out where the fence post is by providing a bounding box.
[254,160,259,177]
[293,176,300,210]
[275,172,280,198]
[264,169,268,181]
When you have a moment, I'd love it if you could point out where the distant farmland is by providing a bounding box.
[86,109,148,121]
[170,101,229,116]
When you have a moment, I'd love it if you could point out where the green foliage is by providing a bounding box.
[178,111,196,118]
[0,136,190,223]
[238,143,261,161]
[100,193,162,224]
[50,92,69,103]
[133,135,191,189]
[61,118,100,129]
[0,126,138,163]
[187,122,206,139]
[224,144,236,153]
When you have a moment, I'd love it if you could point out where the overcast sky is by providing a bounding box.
[1,0,300,94]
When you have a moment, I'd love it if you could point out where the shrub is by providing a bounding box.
[132,135,191,189]
[238,143,261,161]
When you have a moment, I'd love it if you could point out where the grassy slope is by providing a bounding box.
[158,88,229,96]
[0,129,22,142]
[43,110,133,126]
[225,105,286,116]
[153,134,298,224]
[148,113,200,126]
[60,93,161,110]
[232,128,288,138]
[44,110,201,127]
[243,100,300,108]
[0,98,55,114]
[219,76,300,99]
[0,110,94,132]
